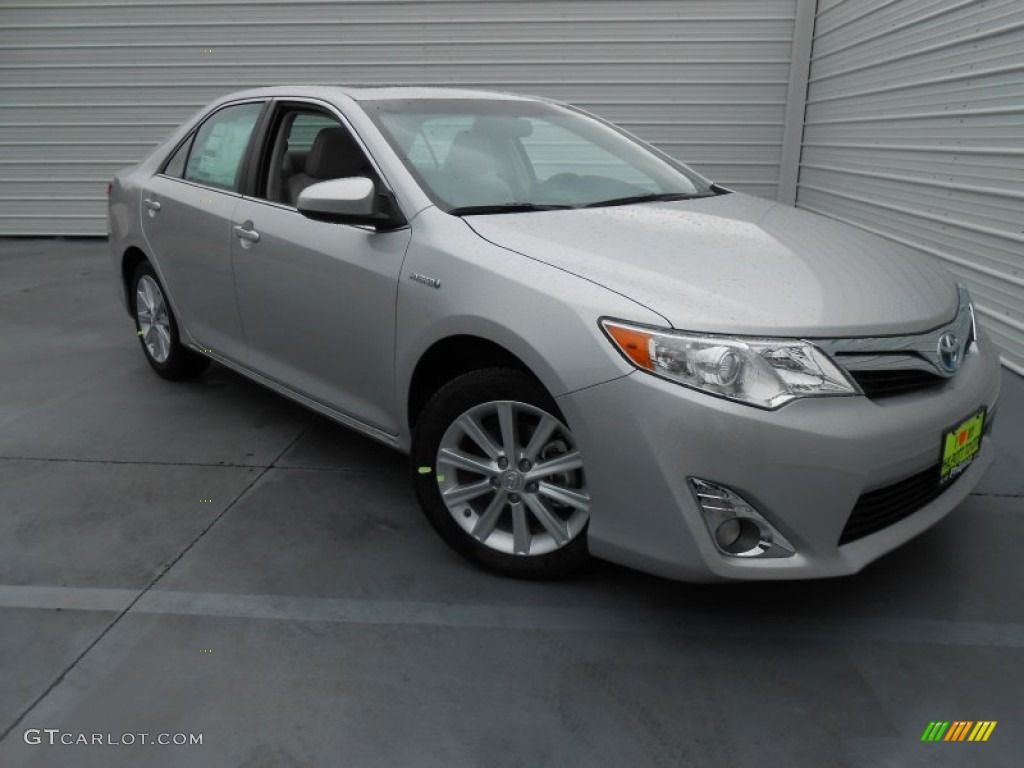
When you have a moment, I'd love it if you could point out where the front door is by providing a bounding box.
[230,105,411,433]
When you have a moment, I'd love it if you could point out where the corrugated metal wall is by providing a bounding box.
[797,0,1024,375]
[0,0,798,236]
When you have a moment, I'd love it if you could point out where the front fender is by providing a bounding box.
[394,208,667,446]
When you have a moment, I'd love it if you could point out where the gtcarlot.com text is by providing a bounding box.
[24,729,203,746]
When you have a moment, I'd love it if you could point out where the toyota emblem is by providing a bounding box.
[937,332,961,373]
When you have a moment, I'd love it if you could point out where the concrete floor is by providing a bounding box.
[0,238,1022,768]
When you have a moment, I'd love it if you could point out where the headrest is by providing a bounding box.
[442,130,493,178]
[305,127,368,180]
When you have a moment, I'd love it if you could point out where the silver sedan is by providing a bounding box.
[108,86,1001,581]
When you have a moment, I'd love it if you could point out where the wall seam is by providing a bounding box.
[778,0,817,205]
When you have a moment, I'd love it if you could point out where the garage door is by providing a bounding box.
[0,0,798,236]
[797,0,1024,374]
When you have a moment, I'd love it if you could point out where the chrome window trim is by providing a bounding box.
[145,175,246,200]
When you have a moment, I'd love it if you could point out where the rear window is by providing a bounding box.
[183,102,264,191]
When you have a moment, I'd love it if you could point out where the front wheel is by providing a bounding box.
[412,368,591,579]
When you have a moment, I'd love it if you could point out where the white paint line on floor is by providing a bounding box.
[0,586,134,613]
[2,584,1023,649]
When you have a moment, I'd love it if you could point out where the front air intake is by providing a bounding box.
[839,464,964,545]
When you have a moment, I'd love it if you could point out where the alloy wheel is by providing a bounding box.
[135,274,172,363]
[435,400,589,556]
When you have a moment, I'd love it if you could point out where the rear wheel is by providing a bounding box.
[412,368,590,579]
[130,261,209,380]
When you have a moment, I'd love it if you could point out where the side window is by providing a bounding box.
[286,113,342,151]
[183,102,264,191]
[162,134,192,178]
[262,107,372,206]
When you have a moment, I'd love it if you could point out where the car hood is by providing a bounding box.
[463,192,958,336]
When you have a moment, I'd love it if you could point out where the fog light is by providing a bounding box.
[714,518,742,549]
[713,518,761,553]
[689,478,795,559]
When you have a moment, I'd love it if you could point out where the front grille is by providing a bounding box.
[847,368,946,398]
[839,463,961,545]
[816,285,976,401]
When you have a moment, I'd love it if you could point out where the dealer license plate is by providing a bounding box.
[940,409,985,484]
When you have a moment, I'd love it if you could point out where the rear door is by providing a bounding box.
[140,100,266,362]
[230,101,411,434]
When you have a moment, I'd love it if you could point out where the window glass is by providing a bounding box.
[162,135,192,178]
[184,102,263,191]
[368,99,709,209]
[518,119,656,190]
[260,108,378,205]
[286,113,342,151]
[260,109,343,204]
[401,115,475,172]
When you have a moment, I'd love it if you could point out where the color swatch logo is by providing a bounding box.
[921,721,996,742]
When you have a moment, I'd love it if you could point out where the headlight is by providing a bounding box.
[601,319,858,409]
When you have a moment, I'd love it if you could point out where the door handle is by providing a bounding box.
[143,198,161,212]
[233,224,260,243]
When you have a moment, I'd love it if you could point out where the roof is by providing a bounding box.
[219,84,543,103]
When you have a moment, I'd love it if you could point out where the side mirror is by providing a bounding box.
[296,177,405,230]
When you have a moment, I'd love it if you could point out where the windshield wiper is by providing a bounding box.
[583,192,713,209]
[447,203,575,216]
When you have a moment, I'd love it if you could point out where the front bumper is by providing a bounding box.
[557,334,1001,581]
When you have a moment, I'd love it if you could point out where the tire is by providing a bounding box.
[130,261,209,380]
[412,368,591,579]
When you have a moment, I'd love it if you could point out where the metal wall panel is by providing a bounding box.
[0,0,797,235]
[798,0,1024,374]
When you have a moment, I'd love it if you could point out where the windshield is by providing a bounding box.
[361,98,716,213]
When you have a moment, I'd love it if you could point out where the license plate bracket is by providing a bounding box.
[939,408,986,485]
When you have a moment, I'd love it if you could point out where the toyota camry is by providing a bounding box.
[108,86,1001,581]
